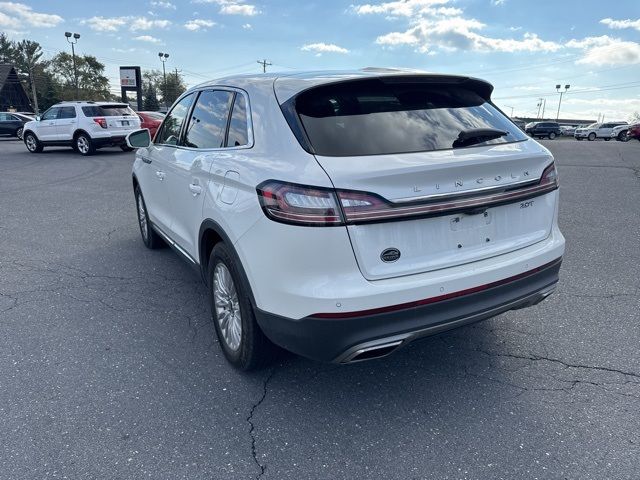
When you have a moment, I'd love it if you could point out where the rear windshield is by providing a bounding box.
[82,105,136,117]
[293,79,527,156]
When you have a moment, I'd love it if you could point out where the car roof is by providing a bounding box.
[192,68,494,103]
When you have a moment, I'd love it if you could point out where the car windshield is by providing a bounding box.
[293,78,527,156]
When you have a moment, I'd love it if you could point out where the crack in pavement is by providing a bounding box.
[247,368,277,479]
[477,349,640,380]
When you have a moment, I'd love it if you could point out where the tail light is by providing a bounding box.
[93,117,107,129]
[257,181,343,226]
[257,163,558,227]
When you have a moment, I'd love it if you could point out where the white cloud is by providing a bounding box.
[193,0,259,16]
[566,35,640,65]
[83,15,171,32]
[150,0,176,8]
[301,42,350,55]
[130,17,171,30]
[184,18,216,31]
[600,18,640,32]
[0,2,63,27]
[355,0,560,54]
[353,0,450,17]
[491,0,506,5]
[84,16,128,32]
[242,23,252,29]
[134,35,162,43]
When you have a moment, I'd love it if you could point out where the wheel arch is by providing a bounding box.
[73,129,91,140]
[198,219,257,306]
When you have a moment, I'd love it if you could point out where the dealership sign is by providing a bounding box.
[120,68,137,87]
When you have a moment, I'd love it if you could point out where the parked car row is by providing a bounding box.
[11,101,165,155]
[0,111,35,139]
[524,120,639,141]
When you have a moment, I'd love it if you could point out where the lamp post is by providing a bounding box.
[505,105,514,117]
[556,84,570,121]
[158,52,169,107]
[64,32,81,99]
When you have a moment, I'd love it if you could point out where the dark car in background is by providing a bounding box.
[628,123,640,141]
[137,111,165,140]
[0,112,33,140]
[525,121,562,139]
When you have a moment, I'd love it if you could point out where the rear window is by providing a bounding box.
[292,79,527,156]
[82,105,135,117]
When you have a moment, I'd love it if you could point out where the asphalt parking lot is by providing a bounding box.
[1,137,639,480]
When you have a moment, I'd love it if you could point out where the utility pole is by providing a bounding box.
[64,32,81,99]
[28,65,39,115]
[541,98,546,119]
[257,59,272,73]
[506,105,514,117]
[555,84,570,121]
[158,52,170,107]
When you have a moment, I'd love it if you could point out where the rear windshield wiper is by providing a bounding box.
[452,128,508,149]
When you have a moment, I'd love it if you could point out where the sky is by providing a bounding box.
[1,0,639,121]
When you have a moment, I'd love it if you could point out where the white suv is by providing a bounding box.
[127,70,565,370]
[574,122,628,141]
[23,101,141,155]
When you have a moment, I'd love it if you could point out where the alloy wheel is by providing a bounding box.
[213,263,242,351]
[25,135,36,152]
[137,195,148,241]
[77,136,89,154]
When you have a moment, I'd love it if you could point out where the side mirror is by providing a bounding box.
[126,129,151,148]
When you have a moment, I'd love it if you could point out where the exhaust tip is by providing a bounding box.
[343,340,403,363]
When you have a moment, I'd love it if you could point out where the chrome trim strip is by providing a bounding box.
[151,224,197,264]
[392,178,538,204]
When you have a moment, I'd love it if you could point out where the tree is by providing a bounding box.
[50,52,111,101]
[142,68,186,108]
[15,40,43,114]
[142,82,160,111]
[0,33,16,63]
[630,112,640,123]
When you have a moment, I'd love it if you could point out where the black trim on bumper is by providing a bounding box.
[93,136,126,147]
[254,258,562,363]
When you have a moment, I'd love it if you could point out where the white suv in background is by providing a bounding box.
[127,70,565,370]
[574,121,628,141]
[23,101,141,155]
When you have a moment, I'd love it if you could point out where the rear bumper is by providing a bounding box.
[93,135,127,147]
[255,257,562,363]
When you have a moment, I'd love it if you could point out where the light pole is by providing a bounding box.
[556,84,570,121]
[505,105,514,117]
[65,32,81,99]
[158,52,169,107]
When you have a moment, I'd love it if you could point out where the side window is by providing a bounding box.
[58,107,76,119]
[0,113,9,121]
[226,93,249,147]
[155,94,194,146]
[41,108,59,121]
[184,90,233,149]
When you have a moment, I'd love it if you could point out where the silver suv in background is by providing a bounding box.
[23,101,141,155]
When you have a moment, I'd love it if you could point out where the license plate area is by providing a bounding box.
[347,193,555,280]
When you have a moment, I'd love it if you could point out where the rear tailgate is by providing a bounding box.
[88,104,140,132]
[278,74,558,280]
[316,144,556,280]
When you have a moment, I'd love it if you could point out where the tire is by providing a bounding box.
[617,131,629,142]
[134,186,164,249]
[548,132,556,140]
[208,243,275,370]
[75,133,95,156]
[24,132,43,153]
[15,126,23,140]
[120,145,134,152]
[588,133,596,141]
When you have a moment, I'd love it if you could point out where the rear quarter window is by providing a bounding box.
[290,78,527,156]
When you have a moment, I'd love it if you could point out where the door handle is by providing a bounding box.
[189,183,202,196]
[141,156,152,164]
[155,171,165,181]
